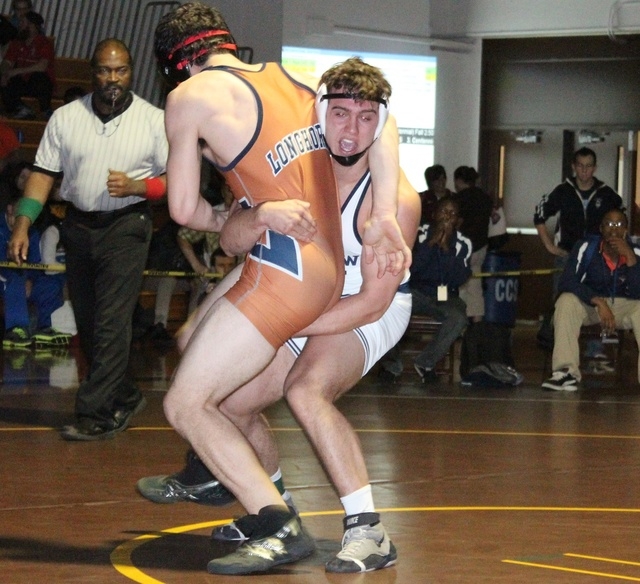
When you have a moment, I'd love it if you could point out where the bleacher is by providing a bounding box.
[3,57,93,161]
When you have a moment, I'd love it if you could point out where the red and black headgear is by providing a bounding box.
[157,29,237,87]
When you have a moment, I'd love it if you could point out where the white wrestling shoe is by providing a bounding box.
[325,512,397,573]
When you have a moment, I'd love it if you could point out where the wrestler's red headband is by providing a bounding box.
[158,29,238,87]
[168,29,238,70]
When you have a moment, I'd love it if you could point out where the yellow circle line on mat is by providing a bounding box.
[110,506,640,584]
[4,426,640,441]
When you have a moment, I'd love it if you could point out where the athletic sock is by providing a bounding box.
[269,467,297,510]
[270,468,286,495]
[282,489,294,508]
[251,505,295,539]
[340,484,375,516]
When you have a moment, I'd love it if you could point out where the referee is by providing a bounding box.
[9,38,168,441]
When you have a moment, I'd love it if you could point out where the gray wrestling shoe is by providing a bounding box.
[325,512,397,573]
[207,506,315,575]
[136,449,236,506]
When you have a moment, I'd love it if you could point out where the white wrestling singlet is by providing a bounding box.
[286,170,412,375]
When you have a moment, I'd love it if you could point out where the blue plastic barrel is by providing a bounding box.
[482,251,521,326]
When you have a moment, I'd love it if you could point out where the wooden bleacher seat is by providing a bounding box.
[54,57,92,84]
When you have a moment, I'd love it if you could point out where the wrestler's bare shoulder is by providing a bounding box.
[164,70,259,165]
[166,70,254,114]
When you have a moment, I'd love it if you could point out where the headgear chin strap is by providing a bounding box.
[315,83,390,166]
[158,29,238,87]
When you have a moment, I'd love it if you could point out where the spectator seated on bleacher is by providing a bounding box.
[379,195,472,382]
[0,189,70,349]
[0,0,30,61]
[542,209,640,391]
[0,10,54,120]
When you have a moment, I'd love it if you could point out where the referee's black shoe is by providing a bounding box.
[60,396,147,441]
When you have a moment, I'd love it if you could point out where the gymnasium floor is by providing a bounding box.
[1,324,640,583]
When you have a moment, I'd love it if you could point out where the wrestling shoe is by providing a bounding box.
[207,505,315,575]
[325,512,397,573]
[136,449,236,506]
[212,491,299,542]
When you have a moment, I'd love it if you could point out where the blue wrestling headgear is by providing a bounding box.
[315,83,389,166]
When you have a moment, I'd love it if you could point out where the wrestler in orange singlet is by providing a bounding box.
[215,63,343,347]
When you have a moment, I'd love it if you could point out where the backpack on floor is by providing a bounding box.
[461,362,523,388]
[459,321,515,378]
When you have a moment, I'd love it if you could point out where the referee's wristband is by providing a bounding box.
[15,197,43,224]
[144,177,166,200]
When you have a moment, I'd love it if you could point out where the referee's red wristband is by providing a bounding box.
[144,177,166,200]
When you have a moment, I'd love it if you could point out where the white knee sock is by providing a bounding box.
[340,484,375,516]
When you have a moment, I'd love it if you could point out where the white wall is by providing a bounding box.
[281,0,640,186]
[434,43,482,177]
[282,0,482,184]
[430,0,640,38]
[205,0,284,62]
[283,0,432,48]
[222,0,640,203]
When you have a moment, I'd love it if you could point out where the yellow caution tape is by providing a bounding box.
[0,261,223,280]
[473,268,562,278]
[0,261,560,280]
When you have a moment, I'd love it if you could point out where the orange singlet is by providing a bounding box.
[209,63,343,348]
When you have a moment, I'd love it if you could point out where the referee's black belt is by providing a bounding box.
[66,200,149,228]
